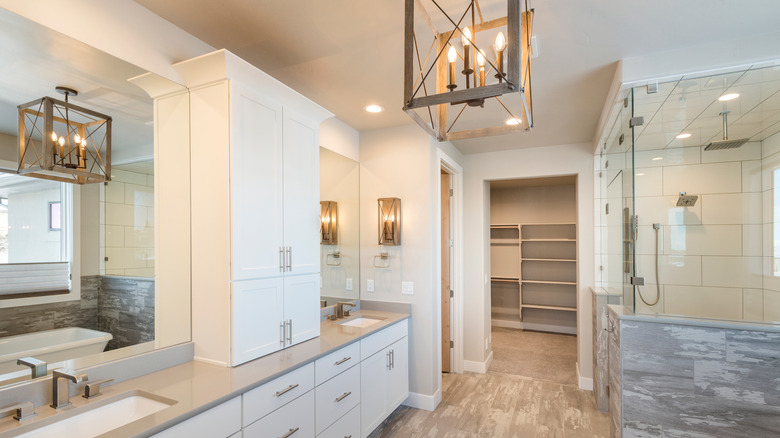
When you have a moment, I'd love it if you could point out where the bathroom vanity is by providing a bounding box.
[0,308,410,438]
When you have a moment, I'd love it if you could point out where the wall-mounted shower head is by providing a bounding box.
[676,192,698,207]
[704,111,749,151]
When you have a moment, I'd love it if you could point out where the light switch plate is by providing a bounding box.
[367,279,374,292]
[401,281,414,295]
[346,278,353,291]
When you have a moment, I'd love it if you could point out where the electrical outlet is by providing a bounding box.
[367,279,374,292]
[346,278,353,291]
[401,281,414,295]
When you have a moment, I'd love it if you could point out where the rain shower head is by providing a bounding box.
[704,110,749,151]
[676,192,698,207]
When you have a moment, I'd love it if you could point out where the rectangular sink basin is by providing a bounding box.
[16,390,176,438]
[340,317,383,328]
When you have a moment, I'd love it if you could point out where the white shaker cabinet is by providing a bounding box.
[175,49,332,367]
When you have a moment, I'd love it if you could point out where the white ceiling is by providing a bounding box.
[134,0,780,154]
[0,8,153,158]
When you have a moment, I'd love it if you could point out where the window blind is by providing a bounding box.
[0,262,70,297]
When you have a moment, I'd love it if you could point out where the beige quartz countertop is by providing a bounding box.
[0,309,409,438]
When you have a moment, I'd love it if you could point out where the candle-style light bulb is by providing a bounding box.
[74,134,81,144]
[51,132,58,142]
[494,31,506,82]
[477,49,486,87]
[58,136,65,147]
[447,46,457,91]
[461,27,473,89]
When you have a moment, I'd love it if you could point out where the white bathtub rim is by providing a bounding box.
[0,327,113,364]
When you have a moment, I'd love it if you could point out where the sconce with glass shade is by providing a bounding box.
[17,86,112,184]
[320,201,338,244]
[378,197,401,246]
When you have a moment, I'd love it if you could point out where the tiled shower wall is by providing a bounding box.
[100,167,154,277]
[596,131,780,323]
[0,276,153,351]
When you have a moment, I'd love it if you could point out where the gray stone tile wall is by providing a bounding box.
[618,319,780,437]
[97,276,155,350]
[594,291,621,413]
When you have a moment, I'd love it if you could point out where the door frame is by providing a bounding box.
[437,149,464,377]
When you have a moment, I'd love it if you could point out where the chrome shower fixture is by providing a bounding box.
[704,110,749,151]
[676,192,698,207]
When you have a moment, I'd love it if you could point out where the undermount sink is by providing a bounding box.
[16,391,176,438]
[340,317,383,328]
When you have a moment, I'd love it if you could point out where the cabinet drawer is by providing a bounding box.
[315,341,360,385]
[243,362,315,427]
[244,390,314,438]
[360,320,408,360]
[315,364,360,435]
[317,404,359,438]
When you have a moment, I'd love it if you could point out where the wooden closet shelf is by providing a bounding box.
[522,258,576,262]
[522,304,577,312]
[521,238,576,242]
[522,280,577,285]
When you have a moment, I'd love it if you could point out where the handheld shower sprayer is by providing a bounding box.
[636,222,661,307]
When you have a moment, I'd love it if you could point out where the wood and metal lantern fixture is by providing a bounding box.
[378,197,401,246]
[320,201,338,245]
[403,0,534,141]
[17,86,112,184]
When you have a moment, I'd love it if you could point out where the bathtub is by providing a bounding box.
[0,328,112,375]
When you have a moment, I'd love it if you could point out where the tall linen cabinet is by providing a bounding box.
[174,50,333,366]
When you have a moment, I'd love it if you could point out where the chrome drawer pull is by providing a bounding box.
[280,427,300,438]
[334,356,352,366]
[275,383,299,397]
[335,391,352,402]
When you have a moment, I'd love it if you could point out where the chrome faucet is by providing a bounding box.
[17,357,47,379]
[51,370,88,409]
[336,301,356,319]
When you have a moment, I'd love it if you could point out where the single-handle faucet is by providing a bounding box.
[336,301,356,319]
[0,401,36,422]
[17,357,47,379]
[51,370,88,409]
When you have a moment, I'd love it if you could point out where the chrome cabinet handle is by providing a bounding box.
[390,350,394,369]
[286,319,292,344]
[334,356,352,366]
[286,247,292,271]
[335,391,352,402]
[280,427,300,438]
[280,321,285,345]
[275,383,299,397]
[386,351,391,370]
[279,247,284,272]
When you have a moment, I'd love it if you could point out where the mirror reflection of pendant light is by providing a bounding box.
[17,86,112,184]
[320,201,338,244]
[378,197,401,246]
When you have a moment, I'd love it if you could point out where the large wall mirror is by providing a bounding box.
[0,8,188,388]
[319,147,359,305]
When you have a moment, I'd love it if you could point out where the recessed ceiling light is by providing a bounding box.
[364,104,384,113]
[652,157,663,161]
[505,117,522,126]
[718,93,739,101]
[676,133,691,139]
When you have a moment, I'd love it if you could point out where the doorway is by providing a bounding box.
[488,176,578,385]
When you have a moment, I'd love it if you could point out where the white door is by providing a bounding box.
[283,274,321,346]
[282,110,319,275]
[231,83,285,281]
[386,337,409,410]
[360,348,390,438]
[231,278,284,366]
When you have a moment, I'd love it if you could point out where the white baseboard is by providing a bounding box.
[577,363,594,390]
[403,387,442,411]
[463,350,493,373]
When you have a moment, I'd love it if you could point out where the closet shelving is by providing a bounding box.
[490,223,577,334]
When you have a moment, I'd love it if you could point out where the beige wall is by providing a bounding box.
[464,142,596,385]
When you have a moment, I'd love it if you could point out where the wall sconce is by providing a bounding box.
[320,201,338,244]
[378,197,401,246]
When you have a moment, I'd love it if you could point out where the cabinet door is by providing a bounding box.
[151,396,241,438]
[231,82,285,280]
[386,337,409,411]
[231,278,284,366]
[283,274,320,346]
[282,110,319,275]
[360,348,390,438]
